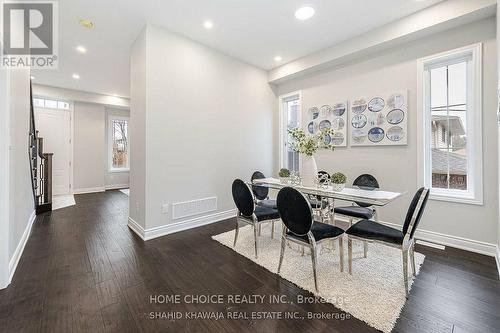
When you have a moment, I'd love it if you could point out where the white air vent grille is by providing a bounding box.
[172,197,217,220]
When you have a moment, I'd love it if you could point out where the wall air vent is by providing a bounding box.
[172,197,217,220]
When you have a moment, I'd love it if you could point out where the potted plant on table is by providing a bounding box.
[331,172,347,191]
[278,168,290,183]
[288,128,334,186]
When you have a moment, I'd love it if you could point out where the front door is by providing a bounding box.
[35,108,72,195]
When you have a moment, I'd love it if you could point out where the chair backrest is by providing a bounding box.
[353,174,379,207]
[277,187,314,236]
[232,179,255,217]
[402,187,430,239]
[251,171,268,200]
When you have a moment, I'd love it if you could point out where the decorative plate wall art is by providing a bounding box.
[308,107,319,120]
[349,90,408,146]
[306,101,348,147]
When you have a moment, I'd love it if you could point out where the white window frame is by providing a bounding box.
[417,43,483,205]
[278,91,301,171]
[108,115,130,172]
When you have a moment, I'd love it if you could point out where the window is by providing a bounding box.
[108,116,130,172]
[33,97,70,110]
[279,92,301,172]
[418,44,482,204]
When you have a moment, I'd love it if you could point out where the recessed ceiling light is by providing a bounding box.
[72,73,80,79]
[295,6,315,20]
[274,56,282,62]
[79,19,94,29]
[76,45,87,53]
[203,20,213,29]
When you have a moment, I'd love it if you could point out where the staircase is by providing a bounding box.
[28,82,53,214]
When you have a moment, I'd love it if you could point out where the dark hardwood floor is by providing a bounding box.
[0,190,498,332]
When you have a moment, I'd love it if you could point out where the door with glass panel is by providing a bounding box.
[34,100,72,195]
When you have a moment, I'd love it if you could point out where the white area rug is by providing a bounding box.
[119,189,130,196]
[212,224,425,333]
[52,194,76,210]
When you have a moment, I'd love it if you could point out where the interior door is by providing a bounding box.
[34,108,71,195]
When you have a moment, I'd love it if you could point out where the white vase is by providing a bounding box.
[332,183,345,192]
[301,155,318,187]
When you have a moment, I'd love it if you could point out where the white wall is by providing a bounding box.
[0,69,10,288]
[276,18,498,247]
[129,27,147,228]
[33,84,129,108]
[129,24,275,231]
[105,107,130,189]
[8,69,35,260]
[73,102,106,191]
[496,3,500,264]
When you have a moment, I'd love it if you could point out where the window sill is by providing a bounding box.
[429,192,483,206]
[109,168,130,173]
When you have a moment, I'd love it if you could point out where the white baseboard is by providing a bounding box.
[379,220,497,257]
[127,216,146,239]
[73,186,105,194]
[128,209,237,241]
[105,184,129,190]
[9,210,36,283]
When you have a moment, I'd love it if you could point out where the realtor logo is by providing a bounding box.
[1,0,58,68]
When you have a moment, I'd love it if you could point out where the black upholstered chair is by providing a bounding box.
[333,174,379,257]
[346,187,429,297]
[251,171,277,209]
[277,187,345,292]
[232,179,280,259]
[251,171,278,238]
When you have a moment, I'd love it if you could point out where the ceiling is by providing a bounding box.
[32,0,444,98]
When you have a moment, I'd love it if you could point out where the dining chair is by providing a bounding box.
[333,174,379,257]
[251,171,277,209]
[277,186,345,292]
[251,171,278,237]
[232,179,280,258]
[346,187,429,297]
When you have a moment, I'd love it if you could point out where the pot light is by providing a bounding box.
[76,45,87,53]
[72,73,80,79]
[203,20,213,29]
[295,6,315,20]
[274,56,282,62]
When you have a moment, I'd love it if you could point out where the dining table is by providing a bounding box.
[251,177,403,207]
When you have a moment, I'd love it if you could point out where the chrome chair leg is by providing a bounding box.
[363,242,368,258]
[301,246,305,256]
[233,218,239,247]
[258,223,262,236]
[277,236,286,273]
[402,249,409,297]
[410,242,416,277]
[253,224,259,259]
[271,221,275,239]
[310,245,319,292]
[348,237,353,274]
[339,237,344,272]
